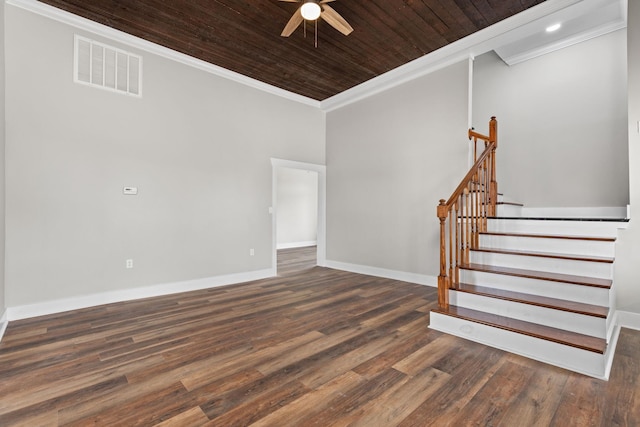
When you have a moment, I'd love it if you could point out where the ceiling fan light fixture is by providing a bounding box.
[301,2,321,21]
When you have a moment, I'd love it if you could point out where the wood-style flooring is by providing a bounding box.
[0,246,639,426]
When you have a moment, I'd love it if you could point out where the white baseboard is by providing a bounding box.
[0,309,8,343]
[519,206,628,219]
[616,310,640,331]
[325,260,437,287]
[277,241,317,250]
[6,268,275,322]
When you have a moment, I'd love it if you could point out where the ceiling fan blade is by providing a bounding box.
[320,0,337,3]
[281,8,304,37]
[320,4,353,35]
[278,0,300,2]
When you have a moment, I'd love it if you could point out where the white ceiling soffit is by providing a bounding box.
[494,0,627,66]
[320,0,592,111]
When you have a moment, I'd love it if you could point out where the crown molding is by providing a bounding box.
[6,0,621,112]
[6,0,322,108]
[319,0,587,111]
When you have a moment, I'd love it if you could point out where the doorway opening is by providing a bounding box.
[271,158,326,276]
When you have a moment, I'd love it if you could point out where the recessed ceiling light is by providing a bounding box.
[546,23,562,33]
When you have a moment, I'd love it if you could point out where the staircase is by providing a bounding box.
[429,118,627,379]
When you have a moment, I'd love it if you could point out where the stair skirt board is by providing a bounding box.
[449,290,610,339]
[458,269,610,306]
[429,311,621,380]
[468,251,613,279]
[478,235,615,258]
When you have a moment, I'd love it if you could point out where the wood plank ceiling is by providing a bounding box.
[38,0,546,101]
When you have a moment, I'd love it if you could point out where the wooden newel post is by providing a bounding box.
[437,199,449,308]
[489,116,498,216]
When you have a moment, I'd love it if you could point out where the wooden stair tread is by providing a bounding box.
[462,263,612,289]
[456,283,608,318]
[473,247,614,263]
[431,305,606,354]
[480,231,615,242]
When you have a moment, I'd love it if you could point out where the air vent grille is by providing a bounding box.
[74,35,142,97]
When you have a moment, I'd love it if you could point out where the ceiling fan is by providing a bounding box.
[279,0,354,37]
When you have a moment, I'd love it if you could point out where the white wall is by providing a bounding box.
[4,5,325,308]
[473,30,628,208]
[615,1,640,318]
[276,167,318,248]
[326,60,470,279]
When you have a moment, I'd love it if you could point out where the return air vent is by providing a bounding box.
[74,35,142,97]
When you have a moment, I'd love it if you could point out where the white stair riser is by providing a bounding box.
[487,219,621,238]
[450,291,607,338]
[478,235,615,258]
[469,251,613,279]
[520,207,628,219]
[429,312,616,379]
[459,269,610,306]
[496,204,523,216]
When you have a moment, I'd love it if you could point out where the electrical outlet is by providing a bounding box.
[249,248,255,256]
[126,259,133,269]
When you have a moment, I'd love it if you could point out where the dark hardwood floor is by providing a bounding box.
[0,246,638,426]
[276,245,317,276]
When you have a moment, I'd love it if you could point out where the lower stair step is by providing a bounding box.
[480,231,616,242]
[431,305,606,354]
[456,283,608,318]
[462,263,612,288]
[473,247,614,263]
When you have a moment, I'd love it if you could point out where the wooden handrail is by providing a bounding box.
[437,117,497,308]
[468,129,491,141]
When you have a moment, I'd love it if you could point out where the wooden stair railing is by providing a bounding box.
[437,117,497,308]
